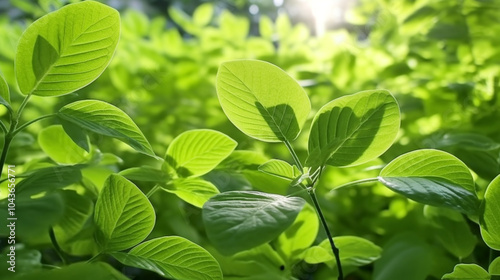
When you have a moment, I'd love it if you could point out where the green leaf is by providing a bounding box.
[378,149,479,215]
[307,89,400,167]
[216,60,310,142]
[119,166,170,183]
[258,159,301,181]
[12,262,128,280]
[275,203,318,265]
[16,165,82,198]
[164,178,220,208]
[58,100,155,157]
[61,118,90,152]
[165,129,237,177]
[0,193,64,240]
[94,174,155,252]
[373,233,432,280]
[111,237,222,280]
[38,125,91,164]
[0,74,11,109]
[442,264,490,280]
[490,257,500,275]
[480,175,500,250]
[0,249,41,277]
[15,1,120,96]
[53,190,95,256]
[202,191,305,255]
[304,236,382,267]
[193,3,213,26]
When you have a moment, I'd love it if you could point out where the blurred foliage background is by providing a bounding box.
[1,0,500,279]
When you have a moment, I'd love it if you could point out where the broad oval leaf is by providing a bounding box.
[216,60,310,142]
[275,203,319,265]
[258,159,301,181]
[164,178,220,208]
[12,262,128,280]
[490,257,500,275]
[15,1,120,96]
[38,125,91,164]
[119,166,170,183]
[307,89,400,167]
[304,236,382,268]
[202,191,305,255]
[94,174,155,252]
[58,100,155,157]
[480,175,500,250]
[165,129,237,177]
[111,237,222,280]
[442,264,490,280]
[379,149,479,215]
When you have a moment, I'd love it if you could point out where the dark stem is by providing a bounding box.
[49,228,67,265]
[0,134,12,177]
[308,189,343,280]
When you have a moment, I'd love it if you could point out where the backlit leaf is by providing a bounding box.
[164,178,220,208]
[379,149,479,215]
[202,191,305,255]
[307,90,400,167]
[111,237,222,280]
[94,174,155,252]
[58,100,155,157]
[165,129,237,177]
[490,257,500,275]
[38,125,91,164]
[15,1,120,96]
[216,60,310,142]
[0,74,11,109]
[480,175,500,250]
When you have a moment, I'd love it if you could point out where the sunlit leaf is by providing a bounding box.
[258,159,300,181]
[379,149,479,215]
[94,174,155,252]
[307,90,400,168]
[0,74,11,109]
[216,60,310,142]
[38,125,91,164]
[202,191,305,255]
[111,237,222,280]
[442,264,490,280]
[58,100,155,157]
[165,129,237,177]
[15,1,120,96]
[490,257,500,275]
[480,175,500,250]
[275,203,318,265]
[193,3,213,27]
[164,178,219,208]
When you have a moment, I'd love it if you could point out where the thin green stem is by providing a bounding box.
[329,178,379,192]
[147,184,162,198]
[0,134,12,177]
[308,189,343,280]
[49,228,68,265]
[284,140,304,172]
[0,120,7,134]
[87,252,102,263]
[17,94,31,119]
[13,114,55,136]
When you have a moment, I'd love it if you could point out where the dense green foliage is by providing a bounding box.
[0,0,500,279]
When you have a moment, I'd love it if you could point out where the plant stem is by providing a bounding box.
[0,134,12,177]
[284,140,304,171]
[87,252,102,263]
[13,114,55,136]
[308,189,343,280]
[146,184,161,198]
[0,120,7,134]
[49,228,68,265]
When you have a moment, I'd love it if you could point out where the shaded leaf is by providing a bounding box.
[202,191,305,255]
[38,125,91,164]
[16,165,82,198]
[119,166,169,183]
[12,262,128,280]
[442,264,490,280]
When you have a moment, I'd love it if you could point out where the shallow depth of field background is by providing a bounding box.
[1,0,500,279]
